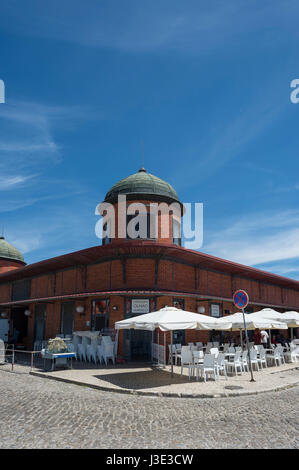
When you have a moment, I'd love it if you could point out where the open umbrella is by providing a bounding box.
[115,306,233,376]
[216,310,287,331]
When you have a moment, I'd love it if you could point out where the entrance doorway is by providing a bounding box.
[124,298,154,361]
[60,302,75,336]
[11,307,28,345]
[130,329,152,360]
[34,304,46,342]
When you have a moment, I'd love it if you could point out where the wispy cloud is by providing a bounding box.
[203,209,299,272]
[0,174,37,190]
[0,1,298,53]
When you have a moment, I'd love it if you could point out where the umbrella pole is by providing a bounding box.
[170,330,174,378]
[151,330,153,364]
[242,308,255,382]
[269,329,271,346]
[240,329,243,349]
[291,328,294,341]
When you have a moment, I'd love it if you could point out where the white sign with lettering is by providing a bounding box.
[131,299,150,314]
[211,304,220,318]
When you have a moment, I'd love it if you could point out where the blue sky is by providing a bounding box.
[0,0,298,279]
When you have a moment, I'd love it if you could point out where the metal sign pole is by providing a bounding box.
[242,308,255,382]
[170,330,174,378]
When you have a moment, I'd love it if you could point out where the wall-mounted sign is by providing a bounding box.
[210,304,221,318]
[131,299,150,314]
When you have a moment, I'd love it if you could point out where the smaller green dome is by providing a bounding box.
[0,237,24,263]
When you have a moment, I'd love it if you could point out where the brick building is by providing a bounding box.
[0,167,298,359]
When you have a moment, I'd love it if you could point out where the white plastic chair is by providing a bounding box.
[78,336,89,361]
[210,347,219,358]
[225,350,243,375]
[197,354,217,382]
[102,342,115,366]
[249,349,260,370]
[284,346,299,363]
[205,342,213,353]
[0,339,5,365]
[241,350,249,372]
[180,349,193,379]
[97,343,104,364]
[72,334,81,358]
[215,353,227,379]
[193,350,204,365]
[87,339,98,364]
[257,348,267,369]
[168,344,177,365]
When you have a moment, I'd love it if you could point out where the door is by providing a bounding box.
[60,302,75,336]
[124,298,153,361]
[34,304,46,342]
[130,329,152,360]
[0,319,9,342]
[173,298,185,345]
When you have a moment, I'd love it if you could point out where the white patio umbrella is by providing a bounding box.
[281,311,299,328]
[115,306,232,331]
[216,309,288,349]
[241,308,289,345]
[280,311,299,340]
[115,306,233,376]
[216,310,287,331]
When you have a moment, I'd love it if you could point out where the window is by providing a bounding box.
[126,212,157,240]
[102,219,112,245]
[172,217,181,246]
[12,280,31,301]
[91,299,110,331]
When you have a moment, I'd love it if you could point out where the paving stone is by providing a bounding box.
[0,367,298,448]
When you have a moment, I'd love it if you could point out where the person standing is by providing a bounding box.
[253,328,262,345]
[261,330,269,348]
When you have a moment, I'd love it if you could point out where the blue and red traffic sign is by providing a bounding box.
[233,290,249,309]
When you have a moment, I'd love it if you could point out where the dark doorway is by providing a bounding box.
[173,298,186,345]
[34,304,46,341]
[60,302,75,336]
[11,307,28,345]
[130,330,152,360]
[91,299,110,332]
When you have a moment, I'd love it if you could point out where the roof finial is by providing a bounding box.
[0,225,4,240]
[139,141,146,172]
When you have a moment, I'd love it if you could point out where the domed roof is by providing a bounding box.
[104,168,181,204]
[0,237,25,263]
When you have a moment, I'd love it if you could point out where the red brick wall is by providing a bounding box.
[86,262,110,291]
[0,260,24,273]
[126,258,155,289]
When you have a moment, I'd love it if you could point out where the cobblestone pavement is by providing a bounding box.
[0,368,298,449]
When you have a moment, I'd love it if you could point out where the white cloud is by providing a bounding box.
[203,209,299,269]
[0,175,37,190]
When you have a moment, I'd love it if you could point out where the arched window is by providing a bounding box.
[172,216,181,246]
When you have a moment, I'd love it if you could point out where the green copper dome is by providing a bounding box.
[0,237,25,263]
[104,168,181,204]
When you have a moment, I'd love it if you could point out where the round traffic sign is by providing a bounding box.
[233,290,249,309]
